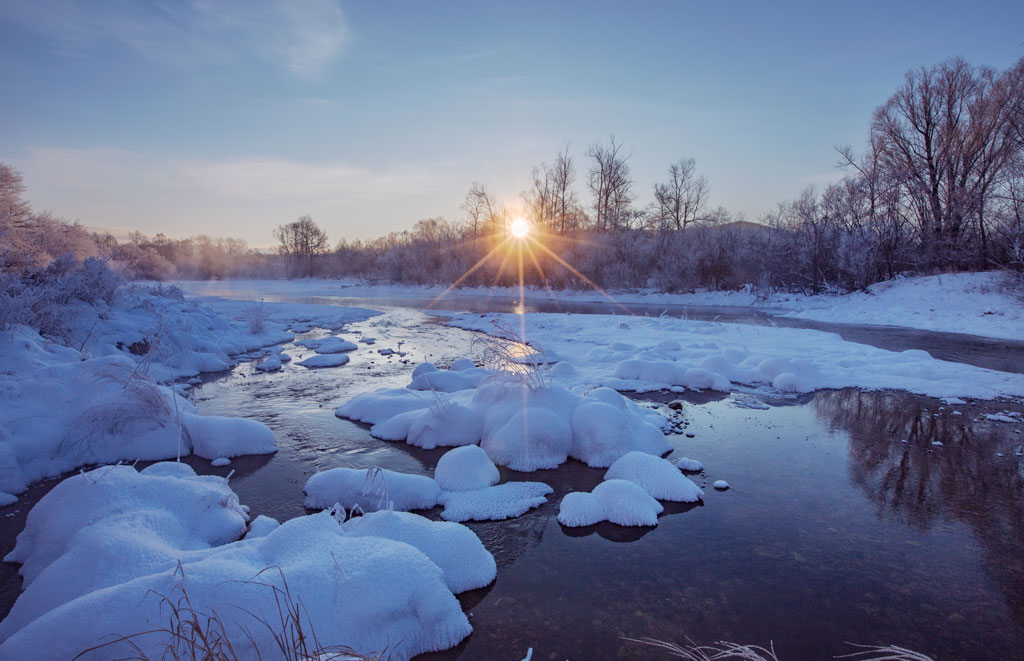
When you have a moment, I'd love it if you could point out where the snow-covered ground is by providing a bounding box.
[443,312,1024,401]
[0,288,378,500]
[178,270,1024,341]
[779,272,1024,340]
[1,462,491,659]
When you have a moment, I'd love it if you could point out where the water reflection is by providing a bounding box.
[815,388,1024,627]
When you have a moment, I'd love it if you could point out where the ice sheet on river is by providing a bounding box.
[442,311,1024,400]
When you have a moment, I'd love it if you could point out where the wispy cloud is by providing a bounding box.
[14,146,456,241]
[0,0,347,78]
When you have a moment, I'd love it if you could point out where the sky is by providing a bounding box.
[1,1,1023,248]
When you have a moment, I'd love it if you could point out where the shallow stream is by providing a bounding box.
[2,300,1024,659]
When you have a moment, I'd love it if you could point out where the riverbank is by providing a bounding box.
[177,270,1024,342]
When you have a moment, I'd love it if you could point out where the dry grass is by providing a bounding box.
[622,637,779,660]
[76,566,384,661]
[472,319,550,391]
[622,637,935,661]
[246,298,266,334]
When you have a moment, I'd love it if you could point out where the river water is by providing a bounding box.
[2,295,1023,659]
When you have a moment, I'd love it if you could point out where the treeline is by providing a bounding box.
[4,55,1024,295]
[272,55,1024,293]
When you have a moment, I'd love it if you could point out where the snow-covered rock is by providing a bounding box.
[337,387,434,425]
[409,368,490,393]
[372,400,483,450]
[557,479,664,527]
[604,451,703,502]
[296,353,350,368]
[303,466,441,512]
[412,362,439,377]
[343,510,496,594]
[438,482,553,522]
[434,445,500,492]
[182,413,277,460]
[339,380,672,472]
[295,336,358,354]
[254,354,282,371]
[676,457,704,472]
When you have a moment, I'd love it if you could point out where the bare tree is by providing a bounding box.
[550,143,579,234]
[524,165,554,231]
[872,57,1020,266]
[0,164,32,230]
[461,182,495,239]
[653,158,709,230]
[274,215,329,278]
[586,136,633,230]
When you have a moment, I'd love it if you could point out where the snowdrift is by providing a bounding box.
[0,463,493,659]
[336,363,671,471]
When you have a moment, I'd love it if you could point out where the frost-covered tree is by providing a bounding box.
[653,158,709,231]
[587,136,633,230]
[274,215,329,278]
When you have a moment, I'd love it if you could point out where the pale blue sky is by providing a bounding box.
[1,1,1022,245]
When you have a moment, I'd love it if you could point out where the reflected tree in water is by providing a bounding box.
[814,389,1024,623]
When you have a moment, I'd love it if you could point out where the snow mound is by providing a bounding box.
[2,504,472,659]
[182,413,277,460]
[450,358,476,371]
[0,463,248,639]
[557,479,664,527]
[340,380,672,472]
[297,353,350,368]
[614,359,731,392]
[412,362,439,377]
[303,466,440,512]
[337,387,433,425]
[438,481,553,522]
[296,336,358,354]
[569,388,672,467]
[245,515,280,538]
[371,399,482,449]
[676,457,704,472]
[604,451,703,502]
[254,354,283,371]
[0,350,275,495]
[343,510,496,594]
[434,445,500,492]
[409,368,490,393]
[481,405,574,471]
[713,480,730,490]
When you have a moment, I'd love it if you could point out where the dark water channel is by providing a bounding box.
[2,302,1024,660]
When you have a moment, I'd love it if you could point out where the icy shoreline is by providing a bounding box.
[177,270,1024,342]
[0,288,379,500]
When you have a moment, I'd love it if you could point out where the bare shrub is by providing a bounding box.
[472,319,550,391]
[246,298,266,334]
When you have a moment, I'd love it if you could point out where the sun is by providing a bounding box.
[510,217,530,239]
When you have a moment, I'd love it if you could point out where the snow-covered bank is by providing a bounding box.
[177,270,1024,341]
[778,272,1024,341]
[0,463,491,659]
[443,312,1024,400]
[0,288,379,497]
